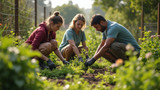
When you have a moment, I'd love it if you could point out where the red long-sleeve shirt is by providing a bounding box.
[25,22,56,50]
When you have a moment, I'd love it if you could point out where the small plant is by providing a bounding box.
[86,67,95,74]
[40,65,75,79]
[96,72,116,85]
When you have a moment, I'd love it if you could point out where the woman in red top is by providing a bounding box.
[26,11,69,70]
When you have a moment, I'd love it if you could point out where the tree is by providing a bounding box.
[130,0,160,23]
[93,0,160,40]
[94,0,159,23]
[53,1,83,25]
[90,6,105,17]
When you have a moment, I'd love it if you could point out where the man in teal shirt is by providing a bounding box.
[85,14,141,66]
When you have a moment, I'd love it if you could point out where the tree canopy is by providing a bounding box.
[53,1,83,25]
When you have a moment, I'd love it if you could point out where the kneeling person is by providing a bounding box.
[59,14,89,62]
[85,14,141,66]
[25,11,69,70]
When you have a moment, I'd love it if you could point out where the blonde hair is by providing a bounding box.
[45,11,64,25]
[69,14,86,30]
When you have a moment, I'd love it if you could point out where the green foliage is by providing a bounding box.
[114,38,160,90]
[85,26,101,56]
[1,0,34,36]
[64,75,94,90]
[40,65,75,79]
[114,55,160,90]
[86,67,95,74]
[2,19,160,89]
[40,58,86,79]
[90,58,111,69]
[94,0,159,22]
[92,0,159,41]
[130,0,159,22]
[96,72,116,85]
[53,1,83,25]
[140,31,160,61]
[0,35,43,89]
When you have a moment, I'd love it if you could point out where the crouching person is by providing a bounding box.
[59,14,89,62]
[85,14,141,67]
[25,11,69,70]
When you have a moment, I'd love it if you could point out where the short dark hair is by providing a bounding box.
[90,14,106,26]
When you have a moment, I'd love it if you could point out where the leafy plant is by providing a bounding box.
[95,72,116,85]
[0,36,43,89]
[114,45,160,90]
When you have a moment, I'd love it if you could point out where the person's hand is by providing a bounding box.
[84,58,96,67]
[47,59,56,70]
[62,60,70,64]
[78,57,84,62]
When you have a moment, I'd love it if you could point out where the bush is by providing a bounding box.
[114,40,160,90]
[0,36,43,90]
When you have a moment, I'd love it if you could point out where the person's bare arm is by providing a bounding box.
[41,54,49,61]
[54,49,65,61]
[95,40,106,55]
[93,38,115,60]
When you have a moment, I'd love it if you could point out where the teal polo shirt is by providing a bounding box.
[59,28,86,51]
[102,20,141,51]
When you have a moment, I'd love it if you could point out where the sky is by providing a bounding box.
[48,0,94,9]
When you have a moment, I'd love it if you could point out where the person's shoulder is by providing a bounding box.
[66,28,74,32]
[65,28,74,34]
[34,26,46,36]
[108,21,120,30]
[36,23,46,31]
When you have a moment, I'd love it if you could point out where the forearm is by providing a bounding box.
[93,46,108,60]
[95,45,101,55]
[54,49,65,61]
[41,54,49,61]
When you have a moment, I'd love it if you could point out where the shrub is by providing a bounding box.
[0,36,43,90]
[114,45,160,90]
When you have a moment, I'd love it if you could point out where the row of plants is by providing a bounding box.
[1,24,160,89]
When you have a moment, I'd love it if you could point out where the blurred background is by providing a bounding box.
[0,0,159,41]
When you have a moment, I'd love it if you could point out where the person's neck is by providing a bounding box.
[73,28,79,34]
[46,25,52,34]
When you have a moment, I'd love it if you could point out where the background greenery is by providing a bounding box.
[0,0,160,89]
